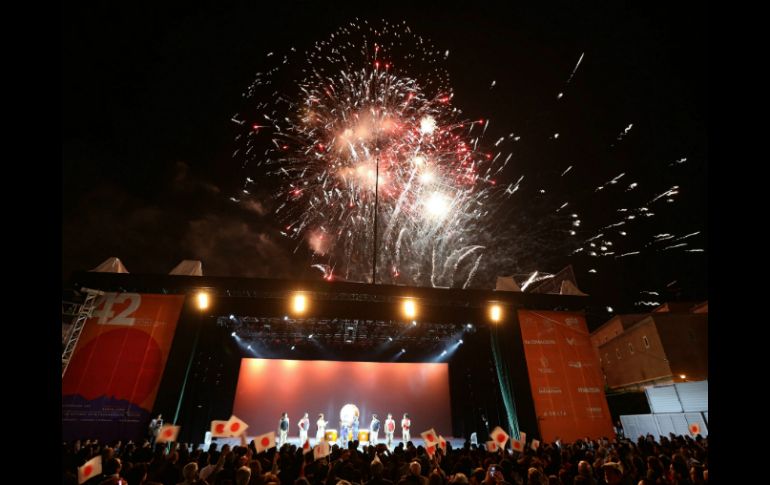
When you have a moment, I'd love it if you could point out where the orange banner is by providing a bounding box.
[518,310,614,442]
[62,293,184,440]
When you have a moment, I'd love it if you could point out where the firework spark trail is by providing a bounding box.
[615,123,633,141]
[557,52,585,99]
[636,301,661,306]
[649,186,679,203]
[568,52,585,83]
[463,254,484,289]
[663,243,687,251]
[441,245,485,283]
[519,271,554,291]
[595,173,625,191]
[674,231,700,241]
[616,251,640,258]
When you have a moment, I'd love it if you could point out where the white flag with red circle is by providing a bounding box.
[156,424,180,443]
[490,426,509,448]
[255,431,276,453]
[78,455,102,484]
[314,441,330,460]
[302,438,312,455]
[438,435,447,453]
[689,423,701,436]
[421,428,438,446]
[226,415,249,437]
[211,420,231,438]
[486,440,498,452]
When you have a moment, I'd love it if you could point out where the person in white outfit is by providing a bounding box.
[401,413,411,444]
[316,413,328,443]
[369,414,380,445]
[298,412,310,445]
[278,412,289,446]
[384,413,396,449]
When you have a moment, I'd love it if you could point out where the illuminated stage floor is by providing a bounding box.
[204,435,468,450]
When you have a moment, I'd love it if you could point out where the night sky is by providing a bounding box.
[63,2,707,314]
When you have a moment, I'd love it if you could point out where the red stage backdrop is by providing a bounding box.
[233,359,452,440]
[518,310,614,442]
[62,293,184,441]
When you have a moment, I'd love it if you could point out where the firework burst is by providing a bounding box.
[237,20,513,287]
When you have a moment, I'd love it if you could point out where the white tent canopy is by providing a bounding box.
[169,260,203,276]
[560,280,588,296]
[90,257,129,274]
[495,276,521,292]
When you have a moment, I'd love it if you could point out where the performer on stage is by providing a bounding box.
[352,414,359,443]
[370,414,380,445]
[316,413,328,443]
[340,418,349,447]
[298,412,310,445]
[401,413,411,443]
[278,412,289,446]
[385,413,395,448]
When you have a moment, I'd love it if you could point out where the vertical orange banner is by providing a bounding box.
[518,310,614,442]
[62,293,184,441]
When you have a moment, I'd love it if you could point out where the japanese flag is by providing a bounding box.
[226,415,249,437]
[255,431,276,453]
[421,428,438,447]
[302,438,312,455]
[486,440,498,453]
[531,439,540,451]
[78,455,102,484]
[211,420,231,438]
[314,441,330,460]
[438,435,447,453]
[689,423,701,436]
[157,424,180,443]
[510,437,524,452]
[490,426,509,448]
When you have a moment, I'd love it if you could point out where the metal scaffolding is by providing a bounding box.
[61,287,103,378]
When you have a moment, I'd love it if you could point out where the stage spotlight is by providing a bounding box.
[401,348,406,353]
[284,315,289,321]
[412,320,417,326]
[247,345,252,350]
[229,314,235,320]
[291,293,308,315]
[488,303,503,323]
[196,291,209,310]
[231,332,236,337]
[291,345,296,350]
[388,337,394,342]
[308,334,314,339]
[466,323,473,329]
[458,339,463,344]
[402,298,417,319]
[441,350,447,356]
